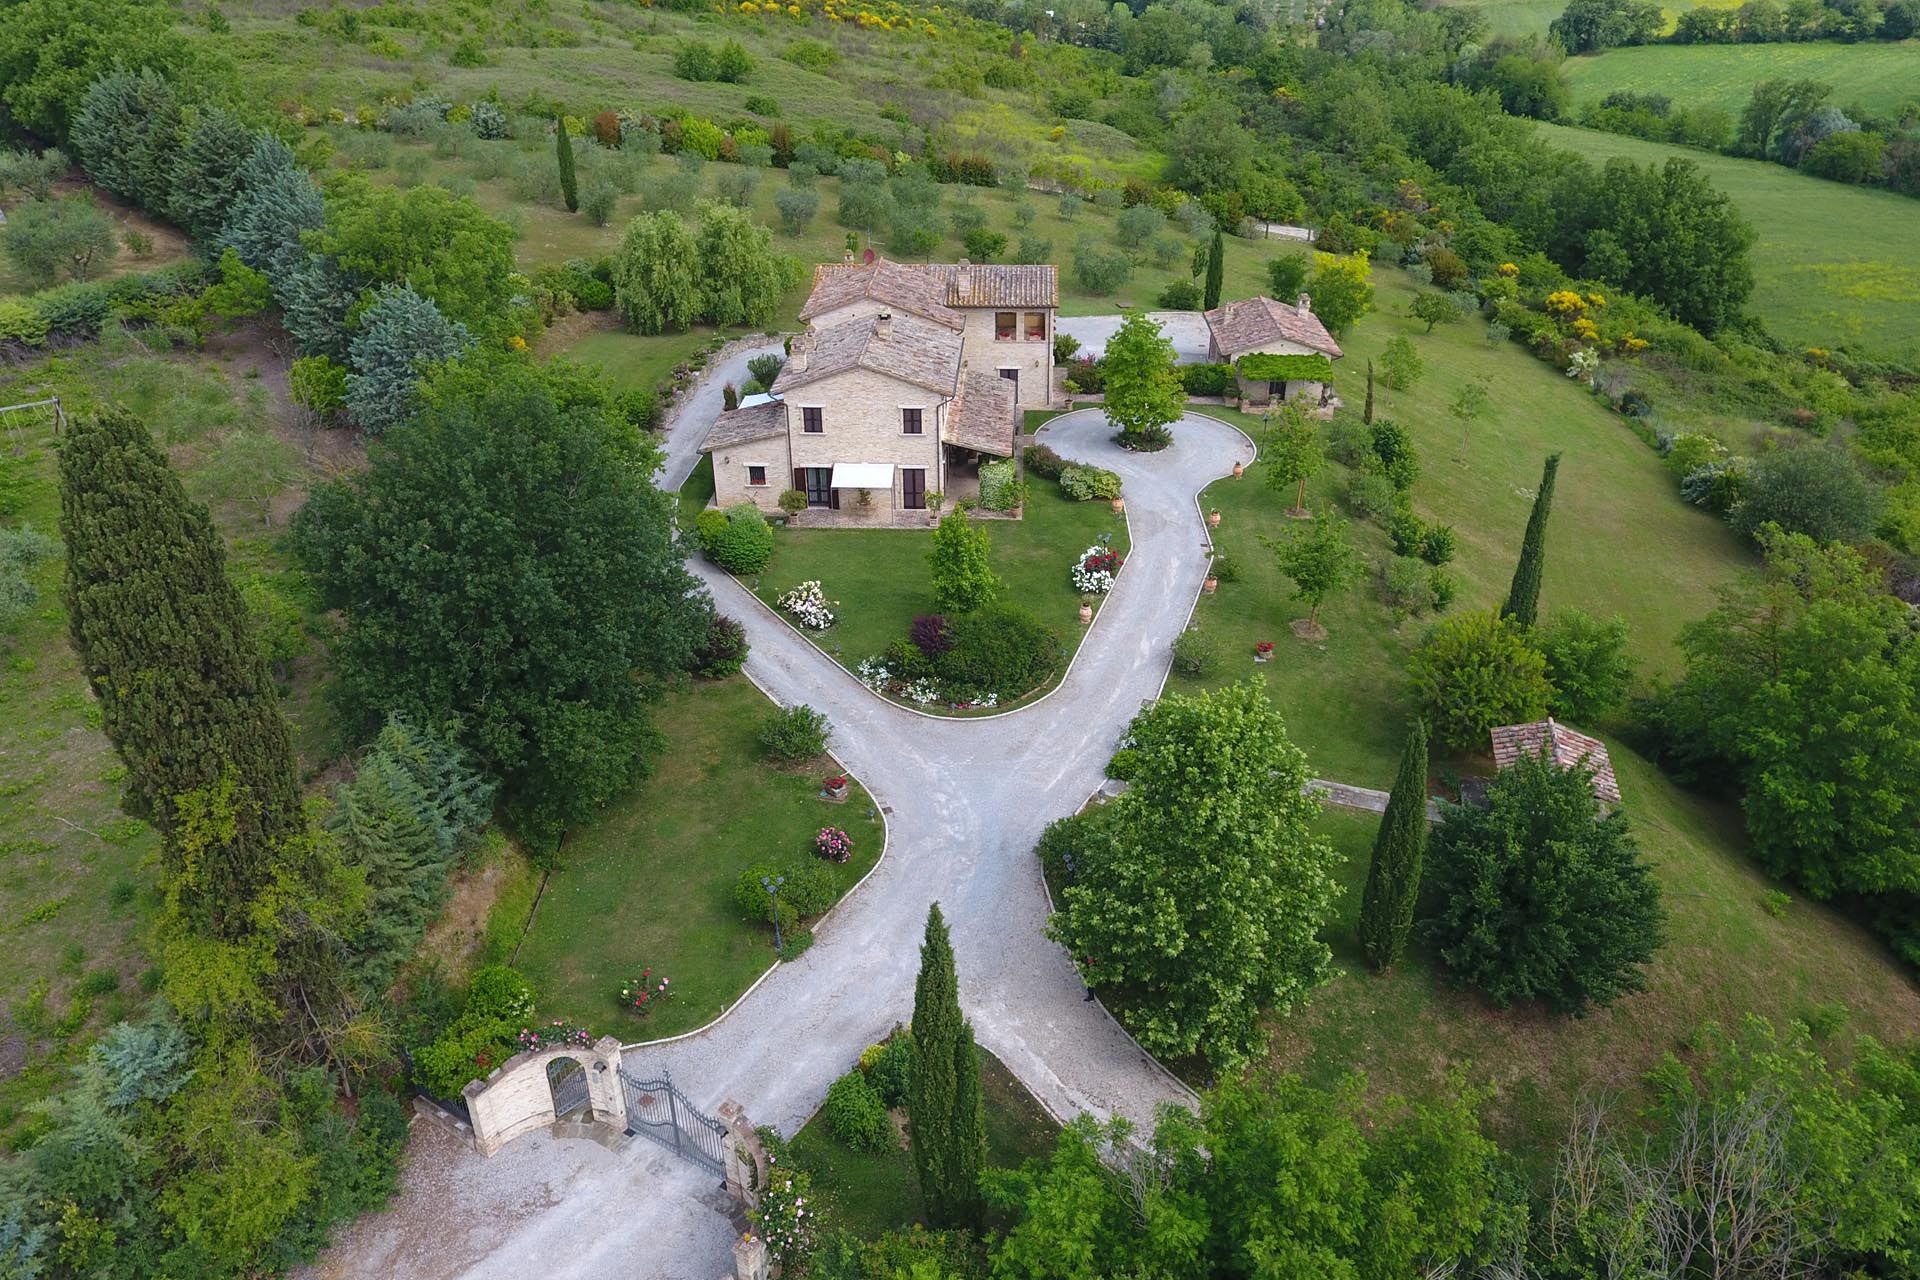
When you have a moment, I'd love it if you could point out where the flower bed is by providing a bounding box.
[516,1021,593,1053]
[618,969,672,1018]
[1072,542,1124,595]
[815,826,853,863]
[777,579,836,630]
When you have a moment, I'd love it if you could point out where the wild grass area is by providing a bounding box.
[1442,0,1741,38]
[506,676,883,1041]
[789,1045,1059,1239]
[1564,39,1920,120]
[1180,266,1751,784]
[747,473,1130,710]
[1535,121,1920,360]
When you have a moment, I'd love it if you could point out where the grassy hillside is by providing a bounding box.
[1565,40,1920,118]
[1535,121,1920,359]
[1442,0,1740,39]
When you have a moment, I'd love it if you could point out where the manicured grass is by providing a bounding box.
[1180,265,1751,785]
[745,474,1128,710]
[788,1045,1061,1239]
[1263,760,1920,1159]
[1565,40,1920,121]
[1534,121,1920,361]
[508,675,883,1040]
[561,326,757,396]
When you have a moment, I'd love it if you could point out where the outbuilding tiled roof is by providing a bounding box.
[700,399,787,452]
[771,311,962,397]
[1204,294,1343,359]
[1489,718,1622,806]
[944,372,1016,457]
[799,258,1059,325]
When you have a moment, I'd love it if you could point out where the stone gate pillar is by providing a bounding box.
[585,1036,627,1130]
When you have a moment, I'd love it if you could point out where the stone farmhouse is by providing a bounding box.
[1203,293,1343,409]
[702,257,1058,525]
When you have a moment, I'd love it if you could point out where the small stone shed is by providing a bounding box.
[1202,293,1344,408]
[1489,717,1622,806]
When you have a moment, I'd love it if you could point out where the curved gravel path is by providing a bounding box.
[307,358,1256,1278]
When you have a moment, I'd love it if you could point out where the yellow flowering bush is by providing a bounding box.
[507,335,528,351]
[1544,290,1587,319]
[1586,292,1607,309]
[1571,317,1599,342]
[1497,262,1519,277]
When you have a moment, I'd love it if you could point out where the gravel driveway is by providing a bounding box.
[313,391,1256,1279]
[1057,311,1213,363]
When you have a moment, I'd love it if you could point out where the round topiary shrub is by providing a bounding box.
[937,606,1061,699]
[705,502,775,574]
[757,703,830,763]
[689,614,749,679]
[824,1069,893,1153]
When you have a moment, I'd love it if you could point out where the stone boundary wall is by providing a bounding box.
[462,1035,629,1157]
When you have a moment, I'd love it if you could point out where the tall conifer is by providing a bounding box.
[556,117,579,212]
[1357,719,1430,971]
[1203,229,1225,311]
[1502,453,1560,628]
[60,408,301,938]
[908,902,984,1228]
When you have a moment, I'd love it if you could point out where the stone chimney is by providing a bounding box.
[955,257,972,298]
[875,311,893,341]
[790,332,811,373]
[1297,292,1313,314]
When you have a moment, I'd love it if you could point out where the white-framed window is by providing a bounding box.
[1024,312,1046,341]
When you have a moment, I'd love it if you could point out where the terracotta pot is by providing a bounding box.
[1232,461,1245,478]
[1078,603,1093,624]
[1202,577,1218,595]
[1110,496,1125,514]
[1208,510,1222,528]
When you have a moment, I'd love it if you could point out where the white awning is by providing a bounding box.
[830,463,894,489]
[737,392,778,409]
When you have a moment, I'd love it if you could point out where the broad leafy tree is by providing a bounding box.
[1549,0,1663,51]
[0,0,206,144]
[60,409,302,938]
[1577,157,1754,333]
[1357,719,1429,972]
[908,903,985,1229]
[1304,251,1373,336]
[1264,402,1323,516]
[1657,530,1920,941]
[1047,679,1340,1068]
[1410,291,1462,333]
[1101,311,1184,450]
[1422,753,1665,1014]
[692,200,796,328]
[928,509,999,613]
[1538,608,1634,722]
[612,210,701,334]
[293,358,710,851]
[1729,444,1880,545]
[0,195,115,282]
[1408,609,1554,751]
[1267,512,1364,635]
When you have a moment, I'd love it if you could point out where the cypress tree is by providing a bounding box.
[1363,358,1375,425]
[1357,719,1430,972]
[1203,229,1224,311]
[908,902,984,1228]
[555,117,579,213]
[1502,453,1561,629]
[60,409,302,939]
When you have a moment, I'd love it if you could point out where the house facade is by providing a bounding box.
[702,258,1057,523]
[1203,293,1343,409]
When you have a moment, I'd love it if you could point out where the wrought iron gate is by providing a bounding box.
[618,1068,729,1175]
[548,1057,590,1119]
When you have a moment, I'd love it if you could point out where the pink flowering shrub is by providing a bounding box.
[815,826,853,862]
[618,968,671,1016]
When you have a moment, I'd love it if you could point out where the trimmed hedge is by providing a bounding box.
[978,458,1023,511]
[1179,362,1236,397]
[1059,465,1122,501]
[937,605,1060,699]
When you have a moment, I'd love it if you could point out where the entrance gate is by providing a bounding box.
[547,1057,590,1119]
[618,1068,729,1175]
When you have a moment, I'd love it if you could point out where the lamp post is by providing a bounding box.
[761,873,786,952]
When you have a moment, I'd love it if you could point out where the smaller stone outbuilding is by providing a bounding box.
[1203,293,1343,409]
[1489,717,1622,806]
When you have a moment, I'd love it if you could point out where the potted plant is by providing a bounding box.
[856,487,874,510]
[1232,460,1245,478]
[1110,495,1125,514]
[1202,569,1219,595]
[925,489,944,527]
[1208,508,1222,528]
[822,774,850,801]
[778,488,808,520]
[1254,640,1275,663]
[1078,597,1093,624]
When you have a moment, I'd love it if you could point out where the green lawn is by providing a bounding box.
[507,675,883,1040]
[1565,40,1920,120]
[1534,121,1920,361]
[1180,266,1752,786]
[747,474,1129,711]
[789,1046,1060,1239]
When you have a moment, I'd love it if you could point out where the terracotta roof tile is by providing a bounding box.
[771,312,961,397]
[1489,718,1622,805]
[1204,295,1343,359]
[944,262,1058,309]
[945,372,1016,457]
[798,258,1059,325]
[700,400,787,452]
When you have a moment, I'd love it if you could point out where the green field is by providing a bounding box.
[1536,121,1920,359]
[1441,0,1740,39]
[1565,40,1920,118]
